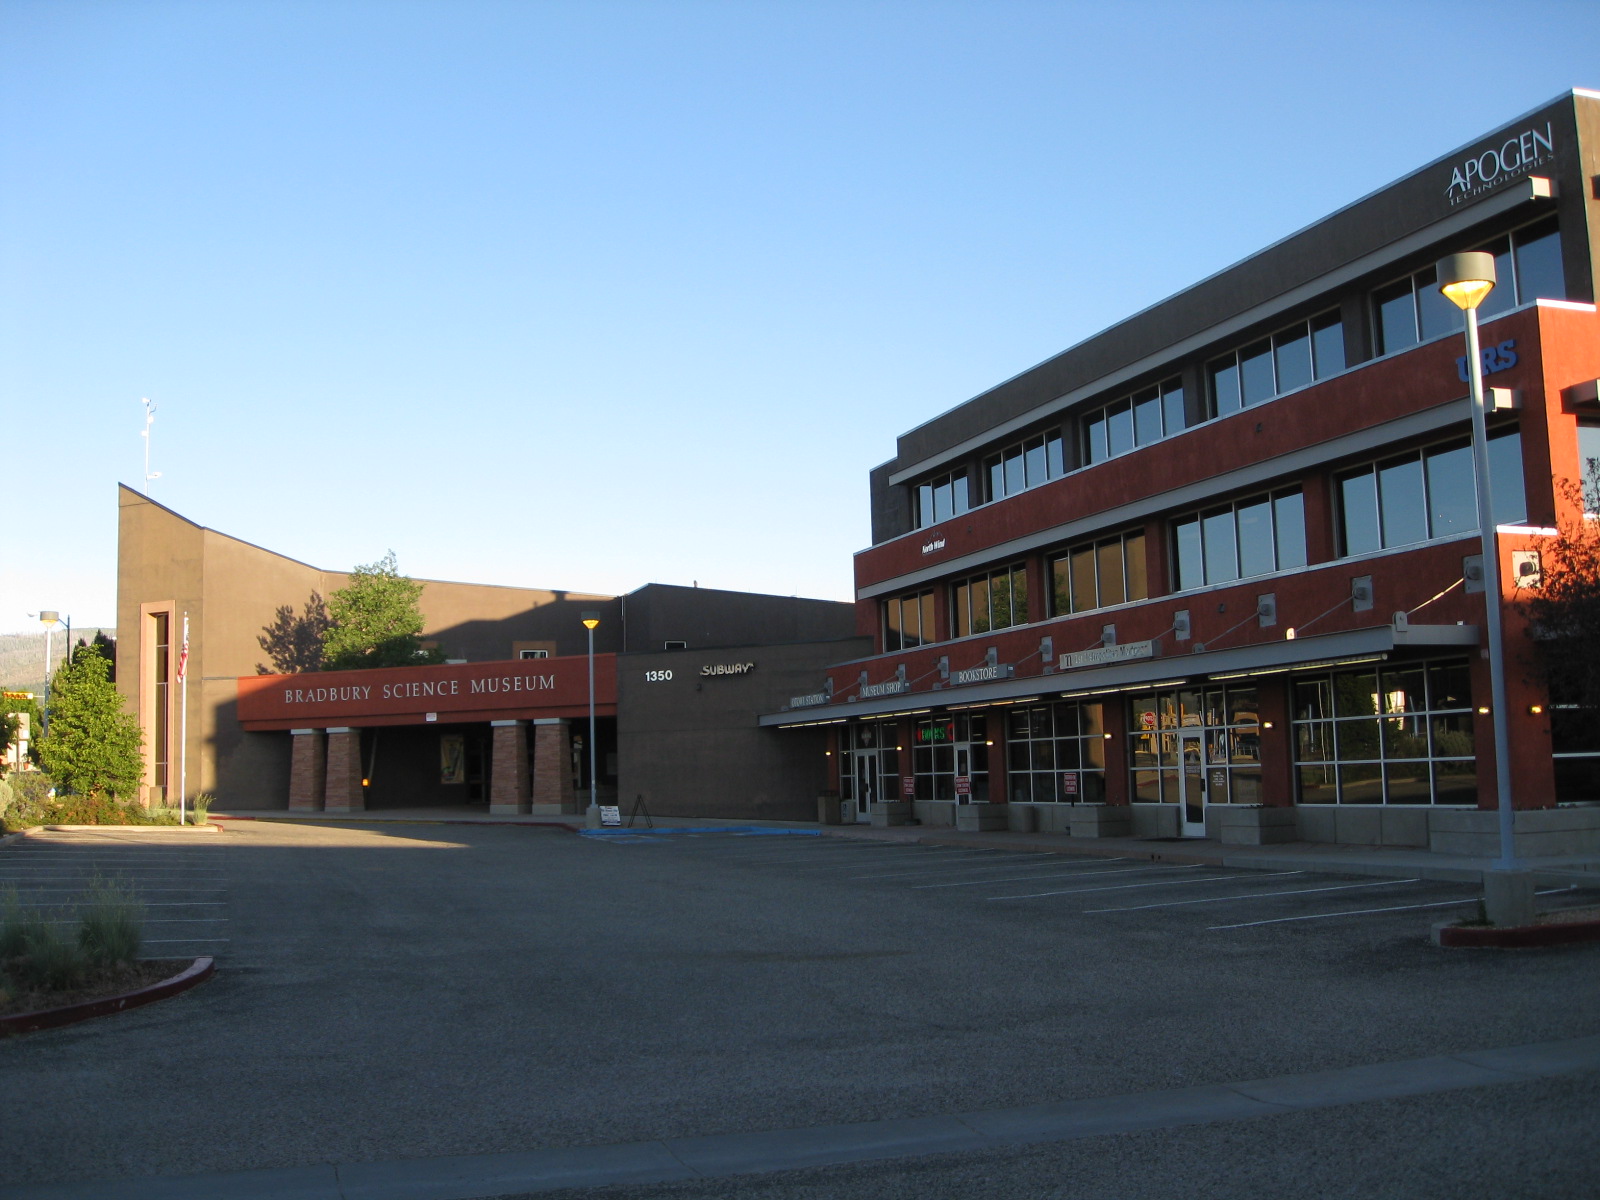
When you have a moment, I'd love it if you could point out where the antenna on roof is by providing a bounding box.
[142,398,162,491]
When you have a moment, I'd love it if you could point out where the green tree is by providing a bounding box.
[320,552,445,671]
[36,644,143,798]
[1524,476,1600,712]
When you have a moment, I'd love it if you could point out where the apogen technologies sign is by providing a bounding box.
[1445,122,1553,205]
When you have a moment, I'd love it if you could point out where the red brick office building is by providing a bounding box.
[766,89,1600,855]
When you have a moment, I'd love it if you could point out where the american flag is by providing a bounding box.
[177,615,189,683]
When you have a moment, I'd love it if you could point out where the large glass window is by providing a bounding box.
[1049,530,1147,615]
[1172,488,1307,590]
[1336,430,1524,556]
[1128,685,1261,806]
[984,429,1065,504]
[883,589,936,652]
[1084,378,1186,465]
[1206,310,1344,416]
[1293,657,1475,804]
[911,713,988,801]
[1007,702,1106,803]
[914,469,971,529]
[1372,217,1566,356]
[952,563,1028,637]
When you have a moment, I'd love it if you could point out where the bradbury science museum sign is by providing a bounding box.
[236,655,618,729]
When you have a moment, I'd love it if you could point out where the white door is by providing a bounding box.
[1178,729,1207,837]
[854,751,878,822]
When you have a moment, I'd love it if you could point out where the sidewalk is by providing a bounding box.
[211,807,1600,887]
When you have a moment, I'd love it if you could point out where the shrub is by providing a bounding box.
[190,794,214,825]
[0,888,87,992]
[77,877,144,967]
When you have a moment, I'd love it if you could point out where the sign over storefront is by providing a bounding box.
[237,654,618,730]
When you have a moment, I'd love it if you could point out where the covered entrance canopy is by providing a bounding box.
[238,655,617,815]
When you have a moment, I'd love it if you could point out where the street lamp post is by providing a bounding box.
[1438,252,1530,922]
[582,612,600,827]
[38,611,59,737]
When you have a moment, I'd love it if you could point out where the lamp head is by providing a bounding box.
[39,610,59,625]
[1437,251,1497,312]
[581,611,600,631]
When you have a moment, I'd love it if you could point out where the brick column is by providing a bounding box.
[288,729,326,811]
[489,720,530,815]
[529,718,575,814]
[324,727,365,813]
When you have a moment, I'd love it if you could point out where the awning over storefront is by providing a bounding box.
[759,623,1479,727]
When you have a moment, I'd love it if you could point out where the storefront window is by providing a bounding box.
[911,714,988,802]
[1292,656,1475,804]
[1127,686,1258,805]
[1006,702,1106,803]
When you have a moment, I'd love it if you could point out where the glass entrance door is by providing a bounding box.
[1179,729,1208,837]
[854,750,879,822]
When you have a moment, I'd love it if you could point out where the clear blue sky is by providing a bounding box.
[4,0,1598,633]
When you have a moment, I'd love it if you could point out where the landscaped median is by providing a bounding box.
[1,957,214,1035]
[1,864,217,1035]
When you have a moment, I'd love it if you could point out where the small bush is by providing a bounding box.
[0,888,88,991]
[77,877,144,967]
[0,778,13,819]
[190,794,214,825]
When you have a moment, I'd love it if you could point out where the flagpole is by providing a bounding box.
[179,612,189,824]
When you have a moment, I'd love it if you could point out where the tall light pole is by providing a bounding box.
[582,612,600,827]
[36,611,59,737]
[1437,253,1524,904]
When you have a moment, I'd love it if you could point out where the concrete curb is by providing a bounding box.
[1432,917,1600,948]
[19,823,223,835]
[0,957,215,1036]
[212,814,584,832]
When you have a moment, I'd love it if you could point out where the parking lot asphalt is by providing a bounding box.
[4,821,1598,1198]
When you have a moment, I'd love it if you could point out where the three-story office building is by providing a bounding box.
[766,89,1600,854]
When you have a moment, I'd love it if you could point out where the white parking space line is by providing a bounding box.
[1208,885,1576,929]
[850,854,1065,880]
[985,865,1260,899]
[796,849,1005,872]
[1210,897,1477,929]
[912,863,1189,890]
[1083,877,1415,913]
[145,937,231,945]
[714,844,922,866]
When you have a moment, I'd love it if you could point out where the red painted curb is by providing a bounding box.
[1435,920,1600,949]
[1,957,214,1035]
